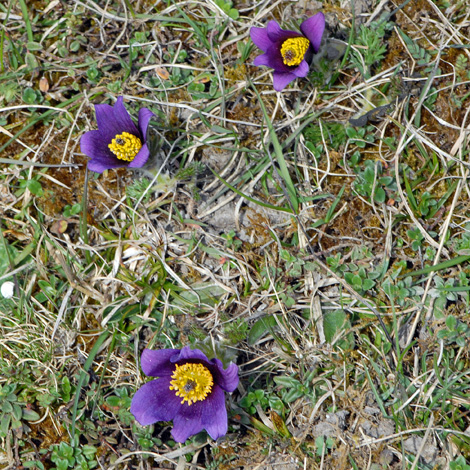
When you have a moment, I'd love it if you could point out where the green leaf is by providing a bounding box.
[2,401,12,413]
[25,52,39,69]
[56,459,69,470]
[362,278,375,291]
[228,8,239,19]
[22,87,37,104]
[70,40,81,52]
[22,408,40,421]
[106,396,121,407]
[26,179,44,196]
[374,187,386,203]
[446,315,457,331]
[274,376,301,388]
[247,315,282,345]
[283,388,304,403]
[82,445,97,459]
[0,413,11,436]
[26,42,42,51]
[23,461,45,470]
[324,310,348,343]
[12,404,23,421]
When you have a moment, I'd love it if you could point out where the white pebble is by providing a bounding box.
[1,281,15,299]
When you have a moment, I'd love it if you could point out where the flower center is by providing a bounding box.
[108,132,142,162]
[280,37,310,66]
[169,363,214,406]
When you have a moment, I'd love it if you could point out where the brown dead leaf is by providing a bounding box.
[155,66,170,80]
[39,76,49,93]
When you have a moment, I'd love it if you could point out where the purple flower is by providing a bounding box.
[250,13,325,91]
[130,346,239,443]
[80,96,154,174]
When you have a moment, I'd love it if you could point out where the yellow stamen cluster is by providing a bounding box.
[108,132,142,162]
[169,363,214,405]
[280,37,310,66]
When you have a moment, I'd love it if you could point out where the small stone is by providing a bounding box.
[1,281,15,299]
[380,449,394,465]
[403,436,438,465]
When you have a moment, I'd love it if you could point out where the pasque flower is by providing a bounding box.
[131,346,239,442]
[250,13,325,91]
[80,96,154,173]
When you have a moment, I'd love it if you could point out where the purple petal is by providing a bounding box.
[253,46,294,74]
[170,385,229,442]
[130,377,182,425]
[140,348,180,377]
[95,96,139,142]
[172,402,204,442]
[266,20,283,41]
[201,386,228,440]
[300,13,325,52]
[209,359,238,392]
[250,27,273,52]
[87,157,126,174]
[293,59,309,77]
[138,108,155,142]
[265,46,294,73]
[266,21,300,43]
[272,72,297,91]
[128,143,150,168]
[253,52,272,67]
[80,129,113,160]
[171,346,211,364]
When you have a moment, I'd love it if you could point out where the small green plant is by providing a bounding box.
[304,121,347,152]
[350,23,389,78]
[382,275,425,307]
[35,275,65,305]
[407,227,425,251]
[274,375,315,404]
[126,178,153,204]
[16,175,44,197]
[48,441,97,470]
[23,87,43,105]
[397,29,434,67]
[279,249,304,277]
[326,253,348,274]
[315,435,335,457]
[450,456,470,470]
[188,74,218,100]
[86,66,100,83]
[105,388,133,426]
[354,160,396,204]
[1,82,20,104]
[346,126,375,148]
[214,0,239,20]
[416,191,437,217]
[0,384,40,438]
[239,389,284,416]
[222,230,242,251]
[344,267,376,292]
[428,275,465,319]
[223,318,249,344]
[132,424,163,451]
[436,315,470,347]
[63,203,82,218]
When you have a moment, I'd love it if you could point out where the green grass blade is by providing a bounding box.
[209,167,293,214]
[251,84,299,212]
[17,0,34,42]
[71,330,111,444]
[404,255,470,278]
